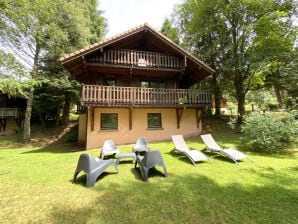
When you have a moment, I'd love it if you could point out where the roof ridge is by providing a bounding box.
[59,23,150,62]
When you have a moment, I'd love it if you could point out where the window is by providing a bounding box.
[101,113,118,130]
[147,113,162,129]
[103,78,116,86]
[141,80,166,89]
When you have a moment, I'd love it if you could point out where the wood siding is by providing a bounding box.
[86,49,184,69]
[81,85,211,107]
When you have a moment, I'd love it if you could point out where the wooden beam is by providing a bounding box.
[14,119,22,129]
[0,119,6,131]
[129,108,132,130]
[176,108,184,129]
[196,108,202,128]
[90,107,94,132]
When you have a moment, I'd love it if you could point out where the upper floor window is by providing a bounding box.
[103,78,116,86]
[141,81,166,89]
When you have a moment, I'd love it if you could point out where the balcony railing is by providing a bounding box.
[81,85,211,107]
[0,108,25,118]
[86,49,184,69]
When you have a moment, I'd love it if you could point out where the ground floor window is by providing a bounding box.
[101,113,118,130]
[147,113,162,129]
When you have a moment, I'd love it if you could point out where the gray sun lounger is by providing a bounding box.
[73,153,118,187]
[200,134,254,165]
[171,135,212,166]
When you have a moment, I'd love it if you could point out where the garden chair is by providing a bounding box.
[200,134,254,165]
[132,137,150,154]
[73,153,118,187]
[135,149,168,181]
[171,135,212,166]
[100,139,120,159]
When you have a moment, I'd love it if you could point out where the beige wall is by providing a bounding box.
[84,107,202,149]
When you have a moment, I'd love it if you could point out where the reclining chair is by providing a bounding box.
[135,149,168,181]
[200,134,254,165]
[73,153,118,187]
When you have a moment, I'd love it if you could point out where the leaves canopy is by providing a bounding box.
[173,0,296,118]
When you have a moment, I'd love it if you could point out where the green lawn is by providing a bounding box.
[0,126,297,224]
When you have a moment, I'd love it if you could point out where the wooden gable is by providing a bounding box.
[59,23,214,87]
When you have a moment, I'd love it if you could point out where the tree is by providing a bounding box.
[0,49,28,80]
[0,0,106,142]
[160,17,180,44]
[173,0,296,123]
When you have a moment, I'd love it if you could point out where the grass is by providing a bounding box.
[0,120,297,224]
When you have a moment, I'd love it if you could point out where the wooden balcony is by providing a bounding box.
[80,85,211,108]
[86,49,184,70]
[0,108,25,118]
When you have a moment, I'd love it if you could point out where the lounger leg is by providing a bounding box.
[86,174,97,188]
[114,164,119,173]
[143,168,148,181]
[163,167,168,177]
[247,156,254,163]
[73,170,80,183]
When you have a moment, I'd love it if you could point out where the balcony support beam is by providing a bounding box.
[14,119,22,129]
[176,108,184,129]
[90,107,94,132]
[0,118,6,131]
[129,108,133,130]
[196,108,202,128]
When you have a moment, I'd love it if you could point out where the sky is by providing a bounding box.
[99,0,182,37]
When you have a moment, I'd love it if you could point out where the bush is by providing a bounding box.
[241,112,297,153]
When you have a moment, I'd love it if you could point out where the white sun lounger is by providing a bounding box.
[171,135,212,166]
[200,134,253,165]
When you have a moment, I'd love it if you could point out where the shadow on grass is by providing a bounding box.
[72,172,119,188]
[21,141,85,154]
[49,170,298,224]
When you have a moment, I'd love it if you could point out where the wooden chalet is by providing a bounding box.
[0,93,26,135]
[59,23,214,149]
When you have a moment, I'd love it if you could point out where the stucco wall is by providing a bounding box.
[84,107,202,149]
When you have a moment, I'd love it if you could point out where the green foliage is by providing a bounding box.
[0,0,106,140]
[160,17,180,44]
[241,112,297,153]
[173,0,296,120]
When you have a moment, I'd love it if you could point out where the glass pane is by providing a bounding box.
[141,81,149,88]
[147,113,162,128]
[101,113,118,130]
[104,79,116,86]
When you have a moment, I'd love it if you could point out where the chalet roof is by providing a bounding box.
[59,23,214,75]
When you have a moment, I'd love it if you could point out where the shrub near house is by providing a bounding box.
[241,112,297,153]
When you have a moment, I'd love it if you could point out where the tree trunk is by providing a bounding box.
[22,90,33,143]
[234,79,246,124]
[211,74,221,118]
[61,92,71,126]
[21,43,40,142]
[273,83,283,108]
[55,106,60,128]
